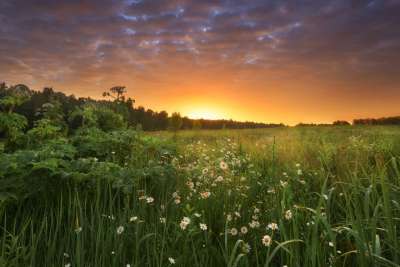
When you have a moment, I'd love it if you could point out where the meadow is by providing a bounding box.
[1,125,400,267]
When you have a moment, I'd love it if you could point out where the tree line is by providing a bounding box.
[0,83,283,133]
[353,116,400,125]
[296,117,400,127]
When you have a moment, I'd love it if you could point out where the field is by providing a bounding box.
[1,126,400,267]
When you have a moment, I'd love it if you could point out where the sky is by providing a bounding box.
[1,0,400,124]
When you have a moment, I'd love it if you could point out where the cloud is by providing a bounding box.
[0,0,399,95]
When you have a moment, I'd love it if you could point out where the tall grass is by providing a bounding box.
[1,126,400,266]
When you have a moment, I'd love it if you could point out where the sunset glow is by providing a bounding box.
[1,0,400,124]
[186,109,225,120]
[1,2,400,264]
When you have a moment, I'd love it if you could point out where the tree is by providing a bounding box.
[333,120,351,126]
[103,86,128,102]
[0,84,31,114]
[169,112,183,131]
[96,107,127,131]
[27,118,62,144]
[36,101,67,132]
[0,83,285,132]
[0,84,30,141]
[0,112,27,140]
[192,120,202,130]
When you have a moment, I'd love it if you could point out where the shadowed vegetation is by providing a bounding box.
[0,84,400,266]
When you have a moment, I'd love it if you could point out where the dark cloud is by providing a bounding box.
[1,0,400,93]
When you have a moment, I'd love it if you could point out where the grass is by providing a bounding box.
[1,126,400,266]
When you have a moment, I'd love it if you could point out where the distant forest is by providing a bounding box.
[0,83,283,131]
[1,83,399,132]
[297,117,400,126]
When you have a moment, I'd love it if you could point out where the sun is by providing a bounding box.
[186,108,224,120]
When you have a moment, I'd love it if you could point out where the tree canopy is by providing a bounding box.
[0,83,283,133]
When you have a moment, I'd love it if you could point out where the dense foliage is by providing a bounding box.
[353,116,400,125]
[0,84,400,266]
[0,83,283,132]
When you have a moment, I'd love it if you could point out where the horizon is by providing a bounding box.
[1,0,400,125]
[4,82,400,126]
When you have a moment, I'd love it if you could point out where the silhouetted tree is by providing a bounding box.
[333,120,350,126]
[103,86,127,102]
[353,116,400,125]
[192,120,202,130]
[169,112,183,131]
[1,83,286,132]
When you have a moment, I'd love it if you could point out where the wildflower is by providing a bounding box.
[295,163,301,167]
[63,252,69,258]
[249,220,260,229]
[160,217,166,224]
[174,198,181,204]
[267,223,279,231]
[182,217,191,224]
[297,169,303,176]
[230,228,238,236]
[284,210,293,220]
[254,207,260,213]
[194,212,201,218]
[262,235,272,247]
[215,176,224,182]
[202,168,209,175]
[168,257,176,264]
[117,226,124,235]
[127,264,131,267]
[234,211,241,218]
[240,226,248,234]
[226,214,233,221]
[130,216,138,222]
[75,226,82,234]
[220,161,228,170]
[280,180,288,188]
[187,181,195,189]
[146,197,154,203]
[328,242,334,247]
[180,217,191,230]
[65,263,71,267]
[200,191,211,199]
[200,223,207,231]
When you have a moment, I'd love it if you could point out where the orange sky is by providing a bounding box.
[1,0,400,125]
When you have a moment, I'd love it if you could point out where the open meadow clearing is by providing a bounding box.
[2,0,400,266]
[1,126,400,266]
